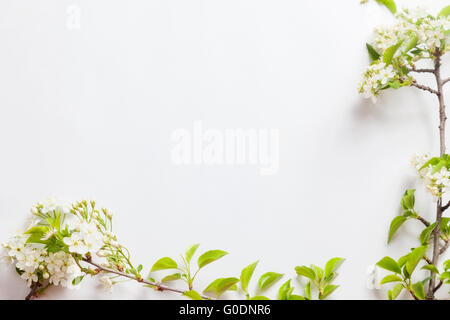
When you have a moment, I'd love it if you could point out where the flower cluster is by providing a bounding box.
[359,61,397,103]
[1,198,126,293]
[1,234,82,288]
[373,8,449,54]
[359,7,450,102]
[411,153,450,198]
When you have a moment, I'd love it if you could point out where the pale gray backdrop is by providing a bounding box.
[0,0,449,299]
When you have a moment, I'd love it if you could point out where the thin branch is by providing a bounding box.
[411,82,439,95]
[408,289,419,300]
[441,200,450,212]
[25,282,40,300]
[82,258,212,300]
[410,68,435,74]
[427,48,447,300]
[433,281,443,293]
[443,78,450,85]
[440,240,449,255]
[417,216,430,227]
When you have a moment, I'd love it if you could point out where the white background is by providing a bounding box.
[0,0,449,300]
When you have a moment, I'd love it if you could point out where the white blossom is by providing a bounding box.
[359,7,450,102]
[99,275,113,291]
[411,153,450,198]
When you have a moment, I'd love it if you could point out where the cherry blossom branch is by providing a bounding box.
[441,200,450,212]
[417,216,430,227]
[427,48,447,300]
[25,282,41,300]
[410,68,435,74]
[411,82,439,95]
[440,240,449,255]
[443,78,450,85]
[81,258,212,300]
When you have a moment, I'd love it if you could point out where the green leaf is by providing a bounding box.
[151,257,178,272]
[197,250,228,269]
[376,257,401,274]
[305,282,312,300]
[406,246,428,275]
[204,277,240,297]
[366,43,380,61]
[440,271,450,280]
[420,223,436,245]
[400,189,415,210]
[258,272,283,291]
[403,210,416,218]
[397,253,410,268]
[404,33,418,54]
[376,0,396,14]
[161,273,182,282]
[380,274,403,284]
[421,265,439,274]
[440,217,450,235]
[183,290,203,300]
[249,296,270,300]
[289,295,306,300]
[72,275,84,286]
[324,257,345,279]
[25,225,49,235]
[295,266,316,281]
[388,216,407,243]
[388,283,404,300]
[383,41,402,65]
[240,261,258,293]
[311,265,324,281]
[444,260,450,271]
[45,238,67,253]
[388,80,402,89]
[278,279,294,300]
[228,284,238,291]
[412,281,425,300]
[26,233,47,244]
[319,284,339,300]
[438,5,450,18]
[185,244,200,264]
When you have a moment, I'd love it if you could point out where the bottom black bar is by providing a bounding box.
[2,300,444,319]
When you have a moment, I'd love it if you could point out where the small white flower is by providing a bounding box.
[366,265,381,290]
[64,233,88,255]
[99,275,113,291]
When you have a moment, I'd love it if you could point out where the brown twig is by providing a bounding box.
[25,282,41,300]
[410,68,435,74]
[408,289,419,300]
[443,78,450,85]
[441,200,450,212]
[417,216,430,227]
[427,48,447,300]
[411,82,439,95]
[81,258,212,300]
[433,281,443,293]
[440,240,449,255]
